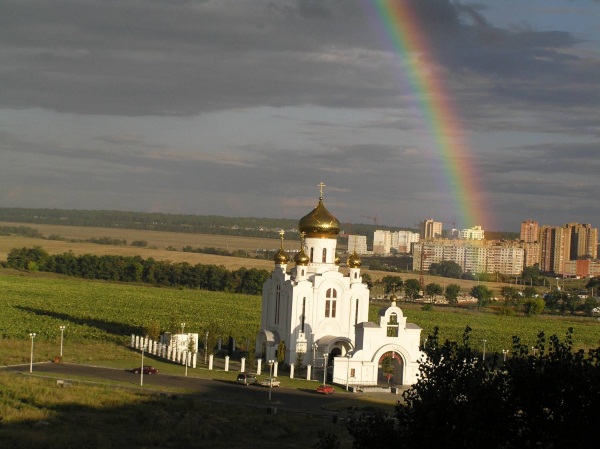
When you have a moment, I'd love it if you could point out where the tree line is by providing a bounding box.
[4,246,270,295]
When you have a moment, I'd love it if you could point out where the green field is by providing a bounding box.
[2,268,599,367]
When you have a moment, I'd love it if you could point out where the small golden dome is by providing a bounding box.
[294,248,309,266]
[274,230,288,264]
[298,199,340,238]
[347,251,362,268]
[389,293,397,302]
[274,247,288,264]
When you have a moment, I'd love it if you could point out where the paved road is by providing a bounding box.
[3,362,386,417]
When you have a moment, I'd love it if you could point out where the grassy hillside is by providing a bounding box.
[2,269,598,368]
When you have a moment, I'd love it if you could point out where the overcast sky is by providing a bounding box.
[1,0,599,232]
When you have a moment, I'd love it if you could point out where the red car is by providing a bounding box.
[133,366,158,375]
[316,384,334,395]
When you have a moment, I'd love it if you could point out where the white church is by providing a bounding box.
[256,185,424,387]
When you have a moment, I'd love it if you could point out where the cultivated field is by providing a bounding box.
[0,221,513,293]
[2,269,599,365]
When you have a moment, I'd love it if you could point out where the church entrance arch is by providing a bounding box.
[378,351,404,386]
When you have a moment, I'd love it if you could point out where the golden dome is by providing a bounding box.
[274,247,288,264]
[347,251,362,268]
[294,247,309,266]
[298,199,340,238]
[274,230,289,264]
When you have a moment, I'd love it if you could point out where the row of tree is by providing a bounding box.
[5,246,270,295]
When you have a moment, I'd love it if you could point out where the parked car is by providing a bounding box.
[259,377,281,387]
[316,384,334,395]
[237,372,257,385]
[133,366,158,375]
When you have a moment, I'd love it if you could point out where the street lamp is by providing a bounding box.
[531,346,538,356]
[29,333,36,373]
[59,325,66,357]
[180,322,186,335]
[482,339,487,362]
[204,331,209,365]
[502,349,509,362]
[268,360,274,401]
[323,353,328,385]
[345,354,351,391]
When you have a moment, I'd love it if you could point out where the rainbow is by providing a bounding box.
[365,0,488,229]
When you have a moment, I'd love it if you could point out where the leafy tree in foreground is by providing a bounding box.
[346,327,600,449]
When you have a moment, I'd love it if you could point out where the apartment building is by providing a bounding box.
[413,240,523,276]
[487,244,525,276]
[347,235,368,255]
[539,223,598,275]
[458,226,485,240]
[419,219,442,239]
[520,220,539,243]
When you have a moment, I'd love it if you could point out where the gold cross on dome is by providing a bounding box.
[279,229,285,242]
[318,182,326,199]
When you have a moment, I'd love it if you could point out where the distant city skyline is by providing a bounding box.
[1,1,599,232]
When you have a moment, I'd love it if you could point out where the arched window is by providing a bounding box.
[275,284,281,325]
[310,247,314,262]
[322,248,327,263]
[355,299,359,325]
[387,312,399,337]
[325,288,337,318]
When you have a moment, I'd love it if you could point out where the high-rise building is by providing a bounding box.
[396,230,420,254]
[567,223,598,260]
[412,240,524,276]
[520,220,539,243]
[539,223,598,275]
[373,230,392,255]
[540,225,571,275]
[458,226,485,240]
[347,235,368,255]
[419,219,442,240]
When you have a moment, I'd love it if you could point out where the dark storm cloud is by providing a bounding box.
[1,0,596,126]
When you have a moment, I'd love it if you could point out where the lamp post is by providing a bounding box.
[59,325,66,357]
[532,346,537,356]
[323,353,328,385]
[268,360,274,401]
[345,354,351,391]
[29,333,36,373]
[502,349,509,362]
[482,339,487,362]
[180,322,186,335]
[204,331,209,365]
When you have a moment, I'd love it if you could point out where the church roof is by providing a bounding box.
[356,322,380,329]
[347,251,362,268]
[298,198,340,238]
